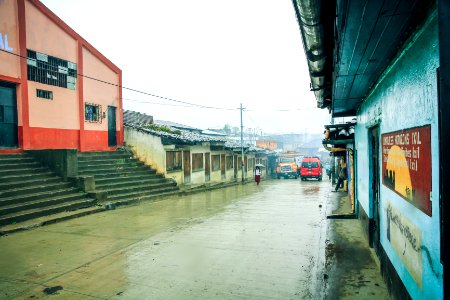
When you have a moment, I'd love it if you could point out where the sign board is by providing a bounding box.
[381,125,432,216]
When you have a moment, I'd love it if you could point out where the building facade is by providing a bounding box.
[0,0,123,153]
[354,14,442,298]
[293,0,445,298]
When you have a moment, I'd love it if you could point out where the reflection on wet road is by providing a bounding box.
[0,179,330,299]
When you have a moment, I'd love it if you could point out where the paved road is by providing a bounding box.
[0,179,330,299]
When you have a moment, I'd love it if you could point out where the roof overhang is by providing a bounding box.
[292,0,435,117]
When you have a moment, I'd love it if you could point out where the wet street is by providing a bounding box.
[0,179,330,299]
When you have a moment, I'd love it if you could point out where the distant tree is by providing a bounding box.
[232,126,240,136]
[223,124,232,135]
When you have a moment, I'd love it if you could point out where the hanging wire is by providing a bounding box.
[1,48,319,113]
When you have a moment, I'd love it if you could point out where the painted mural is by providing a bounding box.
[386,202,422,288]
[381,125,431,216]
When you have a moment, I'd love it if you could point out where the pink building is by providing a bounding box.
[0,0,123,153]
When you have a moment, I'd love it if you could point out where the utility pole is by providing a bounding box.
[240,103,245,183]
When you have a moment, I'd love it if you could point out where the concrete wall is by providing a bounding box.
[355,12,442,299]
[0,0,20,80]
[124,127,165,175]
[82,47,121,151]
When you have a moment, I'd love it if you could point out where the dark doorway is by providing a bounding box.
[183,150,191,183]
[370,126,381,255]
[0,82,18,148]
[234,155,238,179]
[221,154,226,179]
[205,152,210,182]
[107,106,117,147]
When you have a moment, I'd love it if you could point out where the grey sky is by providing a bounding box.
[40,0,330,134]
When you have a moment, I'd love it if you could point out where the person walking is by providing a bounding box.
[334,164,347,192]
[255,166,261,185]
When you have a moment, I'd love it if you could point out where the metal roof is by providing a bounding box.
[292,0,435,117]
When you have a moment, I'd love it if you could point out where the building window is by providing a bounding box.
[226,156,233,170]
[211,155,220,171]
[36,89,53,100]
[85,103,102,123]
[166,151,182,171]
[192,153,204,171]
[27,49,77,90]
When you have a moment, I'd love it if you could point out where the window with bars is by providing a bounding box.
[192,153,204,171]
[85,103,101,122]
[166,151,182,171]
[211,155,220,171]
[27,49,77,90]
[36,89,53,100]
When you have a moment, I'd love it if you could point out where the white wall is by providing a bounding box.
[124,127,165,174]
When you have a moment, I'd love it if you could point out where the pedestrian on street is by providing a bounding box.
[334,164,347,192]
[255,166,261,185]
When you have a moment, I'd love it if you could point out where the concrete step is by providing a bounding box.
[0,161,41,170]
[0,172,56,185]
[79,168,158,179]
[77,164,153,176]
[78,157,142,166]
[0,167,50,177]
[77,152,131,161]
[0,193,91,217]
[95,177,170,189]
[108,189,181,207]
[97,181,177,196]
[0,153,34,161]
[0,198,96,226]
[77,161,144,172]
[0,181,73,198]
[0,188,83,207]
[0,177,62,191]
[106,185,180,202]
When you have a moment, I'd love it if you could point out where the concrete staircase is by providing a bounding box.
[77,151,179,205]
[0,153,96,227]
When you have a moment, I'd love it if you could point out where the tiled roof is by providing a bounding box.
[154,120,201,132]
[123,110,154,125]
[125,123,226,144]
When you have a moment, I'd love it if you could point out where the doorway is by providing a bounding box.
[370,126,381,255]
[107,106,117,147]
[205,152,210,182]
[0,82,18,148]
[221,154,226,179]
[234,155,238,179]
[183,150,191,183]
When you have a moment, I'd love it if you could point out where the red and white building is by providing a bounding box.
[0,0,123,153]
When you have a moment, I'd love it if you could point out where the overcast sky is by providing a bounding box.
[40,0,330,134]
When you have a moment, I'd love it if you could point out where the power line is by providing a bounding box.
[1,48,318,113]
[0,48,236,111]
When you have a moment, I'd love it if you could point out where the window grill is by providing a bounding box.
[27,49,77,90]
[85,103,102,123]
[36,89,53,100]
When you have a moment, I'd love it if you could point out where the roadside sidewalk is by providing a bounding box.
[322,187,390,299]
